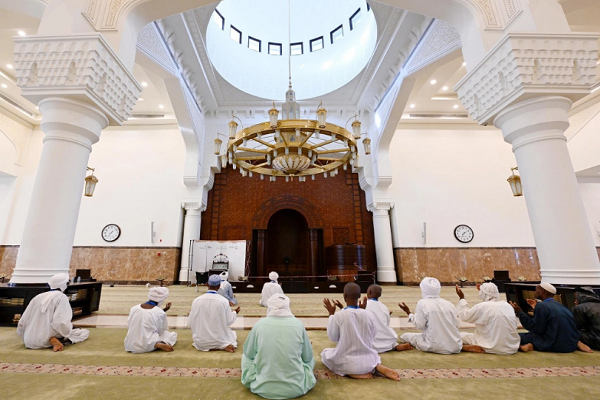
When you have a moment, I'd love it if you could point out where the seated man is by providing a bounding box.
[455,282,520,354]
[190,274,240,352]
[573,287,600,351]
[398,277,464,354]
[364,284,403,353]
[259,271,284,307]
[321,283,399,380]
[218,272,238,306]
[510,282,581,353]
[17,273,89,351]
[124,287,177,353]
[242,294,316,399]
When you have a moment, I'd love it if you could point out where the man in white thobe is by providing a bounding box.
[321,283,399,380]
[17,273,90,351]
[455,282,520,354]
[124,287,177,353]
[260,271,284,307]
[218,271,237,306]
[398,277,463,354]
[190,274,240,352]
[364,284,401,353]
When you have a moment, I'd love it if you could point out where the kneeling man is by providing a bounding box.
[17,273,89,351]
[398,277,465,354]
[242,294,316,399]
[124,287,177,353]
[321,283,399,380]
[510,282,581,353]
[364,284,402,352]
[260,271,284,307]
[455,282,520,354]
[190,274,240,352]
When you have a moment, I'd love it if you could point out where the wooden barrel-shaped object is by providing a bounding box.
[325,244,365,282]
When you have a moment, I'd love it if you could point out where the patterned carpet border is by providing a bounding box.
[2,363,600,380]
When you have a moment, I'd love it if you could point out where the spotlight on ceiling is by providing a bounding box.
[158,104,164,109]
[410,104,416,108]
[1,84,7,89]
[430,79,437,85]
[462,62,466,67]
[442,86,448,91]
[18,31,26,37]
[453,104,459,109]
[141,81,148,87]
[6,64,13,69]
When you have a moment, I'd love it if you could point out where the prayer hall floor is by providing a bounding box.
[1,328,600,399]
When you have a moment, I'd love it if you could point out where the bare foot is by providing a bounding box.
[520,343,534,352]
[375,364,401,381]
[578,341,594,353]
[155,342,174,352]
[223,344,235,353]
[395,343,414,351]
[462,345,485,353]
[348,373,373,379]
[50,337,63,352]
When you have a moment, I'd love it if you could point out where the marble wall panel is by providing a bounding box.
[0,246,181,284]
[395,247,543,285]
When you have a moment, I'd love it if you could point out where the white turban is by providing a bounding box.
[148,287,169,305]
[267,293,293,317]
[220,271,229,281]
[540,282,557,295]
[48,273,69,292]
[420,277,441,298]
[269,271,279,282]
[479,282,500,302]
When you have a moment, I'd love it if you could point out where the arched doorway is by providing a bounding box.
[266,209,309,277]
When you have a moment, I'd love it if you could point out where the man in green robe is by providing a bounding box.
[242,294,316,399]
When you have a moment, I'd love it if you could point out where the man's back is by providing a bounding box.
[365,299,398,352]
[242,316,315,399]
[124,305,167,353]
[413,297,462,354]
[573,294,600,349]
[519,299,579,352]
[321,308,380,376]
[190,292,237,350]
[17,291,72,349]
[260,282,283,306]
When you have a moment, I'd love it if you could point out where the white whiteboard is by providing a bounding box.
[190,240,247,283]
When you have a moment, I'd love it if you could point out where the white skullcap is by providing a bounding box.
[540,282,557,295]
[267,293,293,317]
[148,287,169,303]
[479,282,500,302]
[420,277,441,298]
[269,271,279,281]
[48,273,69,291]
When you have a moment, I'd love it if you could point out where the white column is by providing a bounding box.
[179,203,203,283]
[370,202,397,283]
[10,98,108,284]
[495,96,600,284]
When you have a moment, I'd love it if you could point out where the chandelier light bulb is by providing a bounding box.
[285,147,289,155]
[312,175,315,180]
[260,174,264,180]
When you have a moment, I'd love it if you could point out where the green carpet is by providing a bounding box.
[97,285,483,317]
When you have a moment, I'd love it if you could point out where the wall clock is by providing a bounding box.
[101,224,121,242]
[454,225,474,243]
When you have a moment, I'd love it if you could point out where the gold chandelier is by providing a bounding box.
[214,105,370,181]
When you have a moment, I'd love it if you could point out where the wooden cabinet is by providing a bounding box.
[0,282,102,326]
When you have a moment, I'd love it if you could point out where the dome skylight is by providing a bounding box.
[206,0,377,100]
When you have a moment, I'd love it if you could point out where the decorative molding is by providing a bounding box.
[404,20,461,76]
[472,0,500,28]
[182,202,205,212]
[368,201,394,212]
[455,33,599,124]
[13,34,142,125]
[136,23,178,76]
[566,101,600,141]
[0,111,33,165]
[252,195,324,230]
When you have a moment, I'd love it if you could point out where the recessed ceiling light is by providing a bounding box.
[18,31,26,37]
[442,86,448,91]
[453,104,459,109]
[6,64,13,69]
[1,84,7,89]
[462,62,466,67]
[141,81,148,87]
[138,97,144,101]
[410,104,415,108]
[430,79,437,85]
[35,106,39,110]
[158,104,164,109]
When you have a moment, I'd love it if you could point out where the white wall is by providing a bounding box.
[388,125,536,247]
[0,122,187,247]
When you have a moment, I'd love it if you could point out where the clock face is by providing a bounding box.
[101,224,121,242]
[454,225,474,243]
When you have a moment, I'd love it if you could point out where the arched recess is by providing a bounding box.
[252,195,324,230]
[0,130,19,177]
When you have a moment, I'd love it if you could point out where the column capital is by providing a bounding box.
[13,34,141,125]
[455,32,599,125]
[182,202,205,212]
[368,202,394,212]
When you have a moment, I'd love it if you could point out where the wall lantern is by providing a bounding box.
[507,166,523,197]
[84,167,97,197]
[269,102,279,129]
[214,137,222,155]
[316,102,327,128]
[362,137,372,155]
